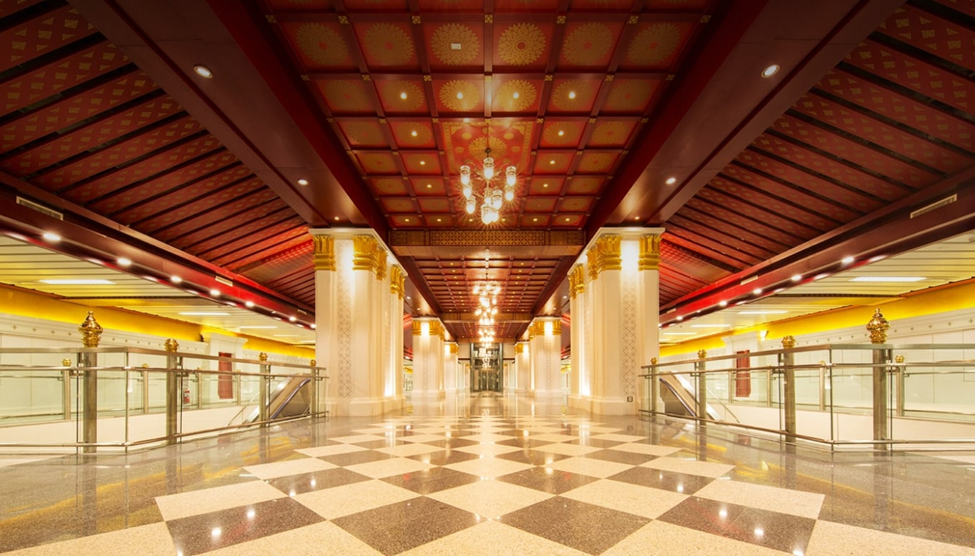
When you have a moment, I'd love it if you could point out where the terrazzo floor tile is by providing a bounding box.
[458,432,511,443]
[374,443,444,457]
[331,496,479,555]
[601,520,786,556]
[575,426,623,433]
[201,522,382,556]
[590,433,648,442]
[444,455,534,478]
[397,434,448,443]
[399,519,588,555]
[642,456,735,478]
[695,478,825,518]
[533,442,604,457]
[428,478,554,518]
[406,449,482,466]
[344,457,434,479]
[545,456,634,479]
[155,480,286,521]
[294,479,419,519]
[454,442,523,457]
[804,520,975,556]
[495,449,572,466]
[607,466,715,495]
[526,433,577,443]
[657,497,816,554]
[560,479,688,519]
[320,450,397,466]
[242,456,337,479]
[495,466,600,494]
[5,523,175,556]
[503,496,650,554]
[329,434,389,444]
[166,497,323,556]
[296,443,367,458]
[381,466,482,494]
[581,448,656,465]
[265,468,371,496]
[567,437,624,449]
[609,442,682,457]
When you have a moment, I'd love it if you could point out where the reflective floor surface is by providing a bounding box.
[1,392,974,555]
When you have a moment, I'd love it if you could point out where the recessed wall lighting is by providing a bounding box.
[42,232,61,242]
[117,257,132,267]
[665,177,677,185]
[193,65,214,78]
[297,178,309,186]
[245,301,255,308]
[761,64,780,78]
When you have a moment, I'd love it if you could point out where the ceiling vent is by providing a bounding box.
[910,194,956,219]
[16,197,62,220]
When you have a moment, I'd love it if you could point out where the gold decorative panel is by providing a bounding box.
[568,264,585,298]
[312,235,336,271]
[587,235,621,281]
[638,234,661,271]
[353,235,387,280]
[389,264,405,298]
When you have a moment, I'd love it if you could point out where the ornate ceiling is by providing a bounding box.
[0,0,973,342]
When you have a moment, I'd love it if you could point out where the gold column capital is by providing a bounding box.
[639,234,661,271]
[586,234,621,281]
[515,343,528,354]
[528,319,561,338]
[312,235,336,271]
[781,335,796,349]
[867,309,889,344]
[353,235,388,281]
[62,358,72,367]
[390,265,406,298]
[568,264,585,299]
[412,319,444,340]
[78,311,103,348]
[164,338,180,352]
[448,343,458,354]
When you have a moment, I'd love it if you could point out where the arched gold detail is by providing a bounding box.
[313,235,336,271]
[586,235,621,281]
[294,23,349,67]
[430,23,480,65]
[78,311,102,348]
[781,335,797,349]
[568,264,585,299]
[353,235,388,281]
[867,309,889,344]
[390,265,406,298]
[164,338,180,352]
[497,23,546,66]
[639,235,661,271]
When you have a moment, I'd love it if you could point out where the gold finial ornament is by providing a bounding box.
[650,357,658,365]
[781,335,797,349]
[78,311,103,348]
[866,309,890,344]
[62,358,71,367]
[259,352,269,362]
[310,359,317,367]
[164,338,180,352]
[895,355,905,364]
[141,363,149,369]
[697,349,707,360]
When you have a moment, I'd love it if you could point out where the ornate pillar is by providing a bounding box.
[311,229,402,416]
[514,341,530,394]
[568,264,587,406]
[577,228,664,415]
[444,342,459,392]
[528,317,562,396]
[412,318,446,400]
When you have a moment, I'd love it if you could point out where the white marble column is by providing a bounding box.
[444,342,459,393]
[528,317,562,396]
[568,264,587,409]
[311,229,404,416]
[411,318,445,400]
[514,341,530,394]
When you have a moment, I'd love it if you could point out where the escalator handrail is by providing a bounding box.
[659,377,697,417]
[270,377,312,419]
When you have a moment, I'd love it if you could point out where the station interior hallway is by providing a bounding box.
[1,393,974,556]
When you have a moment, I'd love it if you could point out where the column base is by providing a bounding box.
[410,389,445,401]
[333,397,386,417]
[568,395,591,413]
[383,395,405,413]
[590,396,638,416]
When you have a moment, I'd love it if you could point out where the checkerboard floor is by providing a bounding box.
[2,394,975,555]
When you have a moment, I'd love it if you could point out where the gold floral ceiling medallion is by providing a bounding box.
[295,23,349,67]
[431,23,481,65]
[494,80,537,112]
[562,23,613,66]
[627,23,681,66]
[497,23,545,66]
[468,135,507,161]
[439,80,481,111]
[362,23,415,66]
[542,124,577,145]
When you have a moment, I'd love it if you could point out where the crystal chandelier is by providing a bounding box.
[473,252,500,342]
[460,147,517,225]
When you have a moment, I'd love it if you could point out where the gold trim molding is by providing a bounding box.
[312,235,335,271]
[587,235,621,281]
[412,319,445,339]
[389,265,406,298]
[568,264,585,299]
[528,319,561,340]
[638,234,661,271]
[514,343,528,354]
[353,235,387,280]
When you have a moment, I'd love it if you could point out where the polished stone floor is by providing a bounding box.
[1,392,974,555]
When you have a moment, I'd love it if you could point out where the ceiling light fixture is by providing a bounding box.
[289,316,297,322]
[761,64,780,78]
[245,301,255,308]
[753,288,763,295]
[791,274,802,282]
[42,232,61,242]
[210,289,221,296]
[297,178,309,186]
[665,177,677,185]
[193,65,214,79]
[461,146,517,225]
[841,256,855,264]
[170,275,182,284]
[719,300,728,307]
[117,257,132,267]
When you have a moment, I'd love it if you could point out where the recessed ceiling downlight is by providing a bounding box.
[193,65,214,79]
[761,64,780,78]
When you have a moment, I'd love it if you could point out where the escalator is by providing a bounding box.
[232,374,313,425]
[658,373,722,421]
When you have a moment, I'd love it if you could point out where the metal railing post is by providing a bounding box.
[61,358,72,421]
[259,352,270,424]
[867,309,891,450]
[894,354,906,417]
[310,359,319,417]
[818,360,827,411]
[78,311,102,453]
[164,339,180,445]
[650,357,659,416]
[695,350,707,423]
[781,336,797,442]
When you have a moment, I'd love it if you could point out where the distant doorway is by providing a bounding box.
[471,343,503,392]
